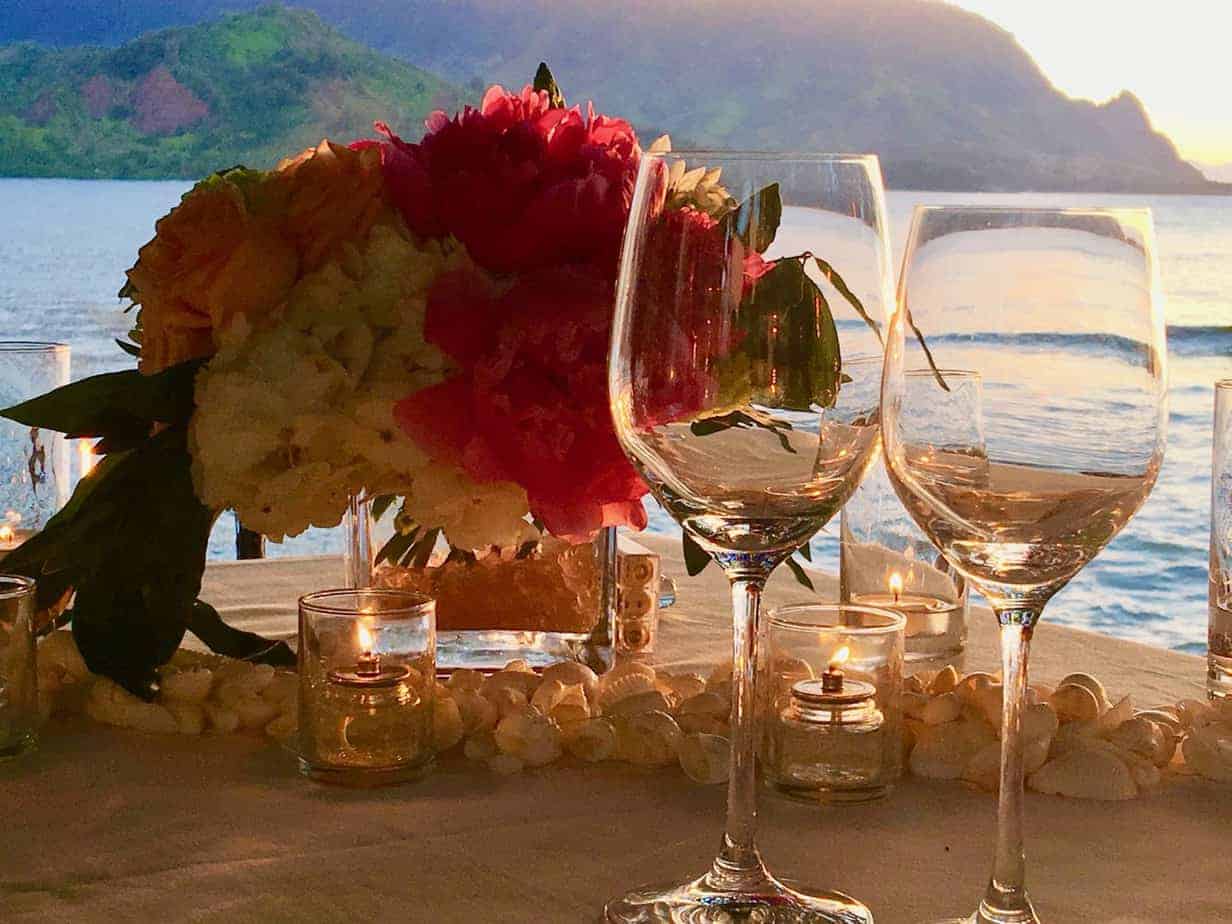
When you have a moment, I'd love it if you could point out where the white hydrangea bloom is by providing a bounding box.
[190,223,528,544]
[401,462,534,552]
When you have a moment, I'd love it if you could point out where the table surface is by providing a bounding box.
[3,534,1226,924]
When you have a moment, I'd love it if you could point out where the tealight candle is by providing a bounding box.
[297,590,436,786]
[762,604,904,804]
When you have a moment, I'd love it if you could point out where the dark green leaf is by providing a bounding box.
[118,279,136,300]
[115,338,141,358]
[533,62,565,108]
[784,555,816,592]
[369,494,397,522]
[690,409,798,454]
[1,358,203,440]
[375,526,419,566]
[797,541,812,562]
[409,527,441,569]
[906,309,950,392]
[723,182,781,254]
[812,255,882,342]
[184,601,296,668]
[682,531,712,577]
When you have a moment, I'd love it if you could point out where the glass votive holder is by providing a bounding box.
[761,603,905,805]
[841,369,979,666]
[0,575,38,758]
[297,589,436,786]
[0,342,71,555]
[1209,380,1232,699]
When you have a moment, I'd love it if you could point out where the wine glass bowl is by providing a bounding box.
[882,207,1166,924]
[606,152,892,923]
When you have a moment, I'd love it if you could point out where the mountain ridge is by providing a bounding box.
[0,1,1226,193]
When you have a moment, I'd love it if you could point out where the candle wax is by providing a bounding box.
[850,591,959,637]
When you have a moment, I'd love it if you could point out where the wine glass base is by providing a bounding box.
[926,906,1040,924]
[603,871,874,923]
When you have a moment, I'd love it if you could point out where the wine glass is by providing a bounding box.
[607,152,892,923]
[882,207,1167,923]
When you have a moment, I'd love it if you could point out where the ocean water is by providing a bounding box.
[0,179,1228,652]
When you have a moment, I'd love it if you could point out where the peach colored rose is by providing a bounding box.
[126,172,298,373]
[266,140,390,273]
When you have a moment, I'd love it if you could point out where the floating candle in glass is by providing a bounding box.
[297,589,435,786]
[850,571,959,641]
[762,604,904,804]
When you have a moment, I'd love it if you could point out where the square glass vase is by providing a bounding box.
[345,496,617,674]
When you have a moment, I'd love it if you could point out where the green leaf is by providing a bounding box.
[906,309,951,393]
[184,601,295,668]
[739,256,842,411]
[114,338,141,358]
[797,541,813,562]
[369,494,397,523]
[690,409,798,455]
[533,62,565,108]
[723,182,781,254]
[682,531,712,577]
[375,526,419,567]
[1,358,203,441]
[812,255,882,342]
[784,555,816,592]
[408,527,441,569]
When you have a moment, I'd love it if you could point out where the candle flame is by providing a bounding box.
[829,644,851,670]
[889,572,904,602]
[357,621,375,653]
[0,525,13,544]
[79,440,97,477]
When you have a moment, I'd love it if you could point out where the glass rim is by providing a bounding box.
[0,341,69,353]
[904,367,979,378]
[768,602,906,635]
[299,588,435,618]
[644,150,880,166]
[0,574,36,600]
[909,204,1152,219]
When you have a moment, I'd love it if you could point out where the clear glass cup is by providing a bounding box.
[608,151,892,923]
[884,206,1166,923]
[297,588,436,787]
[0,342,70,551]
[842,370,978,666]
[761,602,905,804]
[1209,380,1232,698]
[0,574,38,758]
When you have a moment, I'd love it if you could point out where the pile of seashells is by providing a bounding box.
[37,631,297,741]
[904,665,1232,798]
[36,629,1232,795]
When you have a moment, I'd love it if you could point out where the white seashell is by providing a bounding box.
[159,669,214,704]
[912,669,939,690]
[903,674,927,694]
[551,703,590,730]
[453,690,498,734]
[1057,673,1109,713]
[1097,694,1134,734]
[564,717,617,762]
[961,736,1049,792]
[1028,745,1137,800]
[1120,751,1162,789]
[922,692,962,726]
[264,712,296,741]
[503,659,535,673]
[598,672,657,710]
[530,679,568,714]
[928,665,960,695]
[463,729,498,762]
[1106,716,1162,760]
[481,669,541,700]
[660,672,706,703]
[1028,683,1055,704]
[233,696,279,730]
[446,669,486,693]
[556,683,589,713]
[677,691,729,735]
[1181,725,1232,782]
[909,719,995,780]
[1176,698,1215,729]
[494,710,563,766]
[489,686,530,720]
[974,684,1004,732]
[705,661,734,700]
[1051,684,1101,723]
[613,710,683,767]
[603,660,657,685]
[902,692,929,720]
[678,733,730,784]
[606,690,672,717]
[488,753,525,775]
[165,702,205,736]
[433,697,465,751]
[1052,719,1101,755]
[1022,702,1060,744]
[1135,708,1184,736]
[955,672,998,706]
[86,679,178,734]
[541,661,600,702]
[203,701,240,734]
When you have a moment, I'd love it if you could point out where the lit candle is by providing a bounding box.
[821,644,850,693]
[328,619,410,688]
[0,511,33,556]
[851,573,955,638]
[890,572,903,605]
[355,622,381,678]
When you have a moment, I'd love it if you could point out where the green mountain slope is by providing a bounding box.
[0,5,459,179]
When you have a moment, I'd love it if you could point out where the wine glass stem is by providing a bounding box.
[979,611,1040,924]
[709,574,770,890]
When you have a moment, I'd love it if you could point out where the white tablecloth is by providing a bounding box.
[2,535,1225,923]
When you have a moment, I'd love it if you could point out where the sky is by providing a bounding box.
[948,0,1232,167]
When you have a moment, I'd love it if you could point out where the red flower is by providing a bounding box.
[355,86,641,278]
[396,265,647,541]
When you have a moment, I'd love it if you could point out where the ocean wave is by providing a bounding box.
[1167,324,1232,356]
